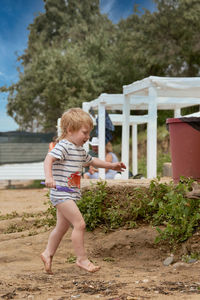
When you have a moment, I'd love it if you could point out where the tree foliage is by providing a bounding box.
[115,0,200,79]
[1,0,200,131]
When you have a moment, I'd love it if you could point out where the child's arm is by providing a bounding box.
[44,154,57,188]
[105,153,112,173]
[90,157,126,172]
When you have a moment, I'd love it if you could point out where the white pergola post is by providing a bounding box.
[147,87,157,179]
[174,108,181,117]
[98,101,106,179]
[132,123,138,175]
[121,95,130,179]
[82,102,91,152]
[57,118,61,138]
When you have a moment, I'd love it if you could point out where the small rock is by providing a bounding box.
[126,245,131,249]
[142,279,149,283]
[173,262,190,269]
[188,258,197,264]
[163,256,174,266]
[27,296,34,300]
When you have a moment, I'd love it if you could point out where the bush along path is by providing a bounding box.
[44,178,200,249]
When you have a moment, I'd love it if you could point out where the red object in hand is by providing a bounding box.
[49,142,56,151]
[67,172,81,188]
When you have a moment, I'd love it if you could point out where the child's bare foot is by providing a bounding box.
[40,253,53,275]
[76,259,100,273]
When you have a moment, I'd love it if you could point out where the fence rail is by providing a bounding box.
[0,162,45,180]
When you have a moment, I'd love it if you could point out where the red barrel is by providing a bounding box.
[167,117,200,182]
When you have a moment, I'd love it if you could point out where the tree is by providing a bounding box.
[3,0,117,131]
[108,0,200,126]
[116,0,200,78]
[2,0,200,131]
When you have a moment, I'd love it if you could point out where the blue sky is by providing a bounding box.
[0,0,156,132]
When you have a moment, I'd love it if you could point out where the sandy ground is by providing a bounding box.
[0,179,200,300]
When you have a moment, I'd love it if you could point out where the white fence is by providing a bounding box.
[0,162,45,181]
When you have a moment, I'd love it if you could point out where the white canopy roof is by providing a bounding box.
[124,76,200,97]
[88,76,200,111]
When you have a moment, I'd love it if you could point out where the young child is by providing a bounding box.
[41,108,126,274]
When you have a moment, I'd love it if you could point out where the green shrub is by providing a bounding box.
[44,178,200,245]
[77,181,107,230]
[149,178,200,244]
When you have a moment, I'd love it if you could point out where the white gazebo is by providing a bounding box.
[82,76,200,179]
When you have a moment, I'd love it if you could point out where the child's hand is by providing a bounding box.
[89,166,98,174]
[112,162,126,172]
[45,177,56,188]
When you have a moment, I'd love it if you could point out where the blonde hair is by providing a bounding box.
[59,108,93,140]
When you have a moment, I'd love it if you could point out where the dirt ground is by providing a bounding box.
[0,180,200,300]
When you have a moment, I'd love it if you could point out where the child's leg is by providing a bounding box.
[41,209,70,274]
[57,200,100,272]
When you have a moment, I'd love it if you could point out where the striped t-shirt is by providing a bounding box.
[48,139,92,202]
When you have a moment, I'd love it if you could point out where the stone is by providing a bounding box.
[163,256,174,266]
[173,262,190,269]
[188,258,197,264]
